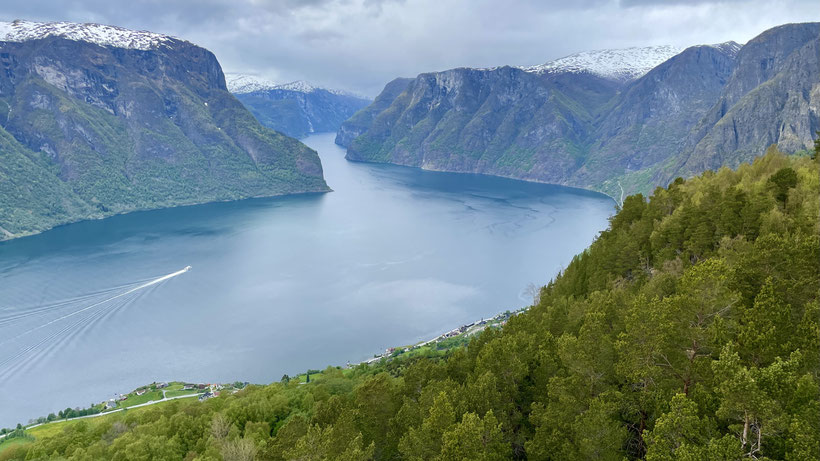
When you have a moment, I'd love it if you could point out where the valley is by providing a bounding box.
[0,133,613,428]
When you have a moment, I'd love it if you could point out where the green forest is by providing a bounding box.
[2,144,817,460]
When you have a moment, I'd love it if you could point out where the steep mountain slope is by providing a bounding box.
[345,67,620,185]
[340,23,818,198]
[0,125,94,238]
[336,77,413,147]
[227,74,371,138]
[664,22,820,182]
[581,42,740,195]
[0,20,328,240]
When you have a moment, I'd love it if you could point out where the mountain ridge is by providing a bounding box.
[338,23,818,198]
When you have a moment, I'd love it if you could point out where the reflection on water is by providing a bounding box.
[0,133,614,426]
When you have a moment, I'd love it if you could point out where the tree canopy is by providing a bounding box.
[3,147,818,461]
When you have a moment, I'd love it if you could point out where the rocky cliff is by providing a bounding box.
[335,77,413,147]
[345,67,619,185]
[340,23,818,198]
[664,22,820,183]
[0,20,329,240]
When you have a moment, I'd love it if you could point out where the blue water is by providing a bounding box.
[0,133,614,426]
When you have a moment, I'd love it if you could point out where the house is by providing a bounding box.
[105,400,118,410]
[156,382,168,389]
[182,384,194,390]
[198,391,213,401]
[135,389,146,396]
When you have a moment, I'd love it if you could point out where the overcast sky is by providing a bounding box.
[1,0,816,96]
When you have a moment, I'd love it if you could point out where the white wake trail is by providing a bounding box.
[0,266,191,347]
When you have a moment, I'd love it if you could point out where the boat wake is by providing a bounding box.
[0,266,191,379]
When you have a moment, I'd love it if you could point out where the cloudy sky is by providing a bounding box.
[0,0,816,96]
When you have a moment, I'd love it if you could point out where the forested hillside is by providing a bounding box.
[0,21,329,241]
[4,145,817,460]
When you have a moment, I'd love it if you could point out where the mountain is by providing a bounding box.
[661,22,820,184]
[336,77,413,147]
[339,23,818,198]
[0,20,328,240]
[7,146,818,460]
[340,48,655,187]
[520,44,682,82]
[580,42,741,195]
[226,73,371,138]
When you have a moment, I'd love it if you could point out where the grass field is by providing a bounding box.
[115,389,164,408]
[164,389,200,398]
[0,437,33,455]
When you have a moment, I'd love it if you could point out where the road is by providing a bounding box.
[0,392,201,440]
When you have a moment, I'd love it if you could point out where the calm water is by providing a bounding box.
[0,133,613,426]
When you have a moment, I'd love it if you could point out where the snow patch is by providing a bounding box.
[225,74,278,94]
[706,40,742,57]
[0,19,179,50]
[521,45,684,82]
[225,73,364,98]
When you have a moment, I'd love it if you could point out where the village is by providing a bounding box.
[359,307,527,366]
[100,381,248,412]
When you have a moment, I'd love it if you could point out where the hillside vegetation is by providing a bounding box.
[3,146,817,460]
[0,31,329,241]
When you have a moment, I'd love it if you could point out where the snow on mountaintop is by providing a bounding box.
[225,74,278,94]
[706,40,742,57]
[522,45,683,82]
[225,73,364,98]
[0,19,179,50]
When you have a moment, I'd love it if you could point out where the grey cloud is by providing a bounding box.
[0,0,817,96]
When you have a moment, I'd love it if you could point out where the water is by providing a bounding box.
[0,133,614,426]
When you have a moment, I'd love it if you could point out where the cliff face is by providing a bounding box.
[339,23,819,198]
[664,23,820,183]
[0,21,328,240]
[335,77,413,147]
[583,43,740,194]
[345,67,618,185]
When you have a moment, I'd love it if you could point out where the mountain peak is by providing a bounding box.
[707,40,742,57]
[522,45,683,82]
[0,19,180,50]
[225,73,278,94]
[225,73,364,98]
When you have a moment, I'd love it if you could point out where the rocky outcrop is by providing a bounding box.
[0,21,328,240]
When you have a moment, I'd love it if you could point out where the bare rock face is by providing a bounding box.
[0,21,328,240]
[339,23,819,198]
[666,23,820,183]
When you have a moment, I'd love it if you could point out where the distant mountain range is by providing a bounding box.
[226,74,371,138]
[0,20,329,240]
[337,22,819,199]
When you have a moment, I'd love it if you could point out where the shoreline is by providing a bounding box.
[3,306,529,434]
